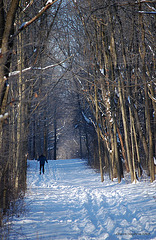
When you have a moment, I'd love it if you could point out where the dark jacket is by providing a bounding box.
[38,155,48,165]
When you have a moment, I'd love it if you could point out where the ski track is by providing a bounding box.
[2,159,156,240]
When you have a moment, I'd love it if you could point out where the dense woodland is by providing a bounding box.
[0,0,155,221]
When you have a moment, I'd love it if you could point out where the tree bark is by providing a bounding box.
[95,80,104,182]
[118,78,134,182]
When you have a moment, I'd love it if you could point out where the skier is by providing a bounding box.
[37,154,48,174]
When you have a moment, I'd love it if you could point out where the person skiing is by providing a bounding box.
[37,154,48,174]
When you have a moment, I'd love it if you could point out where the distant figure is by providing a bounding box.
[38,154,48,174]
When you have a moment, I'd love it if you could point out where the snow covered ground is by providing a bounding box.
[1,159,156,240]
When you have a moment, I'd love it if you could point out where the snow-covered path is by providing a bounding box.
[2,159,156,239]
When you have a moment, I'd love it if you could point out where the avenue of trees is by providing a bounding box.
[0,0,155,220]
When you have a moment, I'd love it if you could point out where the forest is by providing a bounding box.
[0,0,155,222]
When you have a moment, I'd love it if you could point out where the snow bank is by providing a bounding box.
[1,159,156,239]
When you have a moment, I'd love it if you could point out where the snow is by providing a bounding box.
[0,112,9,121]
[138,11,156,14]
[19,22,28,30]
[23,3,30,12]
[1,159,156,239]
[82,111,91,124]
[9,67,31,76]
[9,56,73,76]
[46,0,54,4]
[100,68,104,75]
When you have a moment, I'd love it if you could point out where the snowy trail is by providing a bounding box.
[2,159,156,240]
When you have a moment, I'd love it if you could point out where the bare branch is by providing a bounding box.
[11,0,59,39]
[148,91,156,103]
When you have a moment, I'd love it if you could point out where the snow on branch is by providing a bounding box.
[138,11,156,14]
[117,1,156,6]
[0,112,9,122]
[40,55,74,70]
[23,1,33,12]
[9,55,74,77]
[135,0,156,3]
[9,67,31,76]
[148,91,156,103]
[82,111,92,124]
[12,0,59,38]
[147,83,156,103]
[146,3,156,11]
[46,0,56,4]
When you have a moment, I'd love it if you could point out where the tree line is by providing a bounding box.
[0,0,155,221]
[70,0,156,183]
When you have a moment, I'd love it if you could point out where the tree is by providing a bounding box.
[0,0,60,219]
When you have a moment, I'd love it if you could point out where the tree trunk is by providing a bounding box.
[118,78,134,182]
[95,81,104,182]
[130,108,137,183]
[113,120,122,183]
